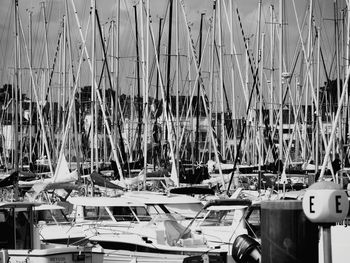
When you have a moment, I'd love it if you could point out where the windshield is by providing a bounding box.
[83,206,111,220]
[163,203,205,219]
[110,206,151,222]
[201,210,235,226]
[35,209,70,224]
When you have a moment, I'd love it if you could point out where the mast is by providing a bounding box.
[140,0,148,188]
[195,13,204,163]
[133,5,142,162]
[165,0,173,162]
[259,33,265,191]
[303,0,313,162]
[14,0,19,172]
[91,0,95,175]
[218,0,225,160]
[153,17,162,171]
[278,0,284,165]
[65,0,80,169]
[41,1,54,163]
[29,9,33,164]
[175,0,180,175]
[229,0,236,159]
[270,5,275,137]
[116,0,120,156]
[315,27,320,174]
[208,0,217,162]
[256,0,262,183]
[334,0,341,162]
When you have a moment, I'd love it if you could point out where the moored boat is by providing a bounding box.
[0,201,104,263]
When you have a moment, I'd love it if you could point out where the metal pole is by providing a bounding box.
[322,225,333,263]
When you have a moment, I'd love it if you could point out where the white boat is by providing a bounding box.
[89,213,227,263]
[191,199,261,262]
[0,201,104,263]
[64,195,226,262]
[38,195,152,245]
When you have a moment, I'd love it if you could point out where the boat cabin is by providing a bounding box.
[68,196,152,223]
[124,191,205,219]
[0,202,39,250]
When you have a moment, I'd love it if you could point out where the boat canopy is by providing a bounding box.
[125,191,203,205]
[203,199,252,209]
[206,205,249,211]
[33,204,66,211]
[169,186,215,196]
[0,202,40,209]
[67,196,146,207]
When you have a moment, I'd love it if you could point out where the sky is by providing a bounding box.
[0,0,340,116]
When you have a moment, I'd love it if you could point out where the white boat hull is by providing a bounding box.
[4,245,104,263]
[103,249,188,263]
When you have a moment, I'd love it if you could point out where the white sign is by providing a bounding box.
[302,189,349,223]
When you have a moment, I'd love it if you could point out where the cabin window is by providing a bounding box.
[35,209,69,224]
[110,207,137,221]
[202,210,231,226]
[130,207,151,221]
[0,209,14,249]
[15,211,31,249]
[83,206,110,220]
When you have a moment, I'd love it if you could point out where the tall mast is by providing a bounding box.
[303,0,313,161]
[208,0,217,162]
[229,0,236,158]
[90,0,95,174]
[270,5,275,131]
[14,0,19,171]
[29,9,33,164]
[155,18,163,116]
[259,33,265,191]
[41,1,54,162]
[175,0,180,174]
[278,0,284,163]
[165,0,173,161]
[133,5,142,161]
[334,0,341,161]
[315,27,320,174]
[256,0,262,169]
[218,0,225,160]
[140,0,148,188]
[195,13,204,163]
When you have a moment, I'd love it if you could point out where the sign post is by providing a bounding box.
[302,181,349,263]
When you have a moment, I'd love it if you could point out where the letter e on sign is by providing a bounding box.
[309,196,315,213]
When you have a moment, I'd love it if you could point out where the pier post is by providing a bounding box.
[261,200,318,263]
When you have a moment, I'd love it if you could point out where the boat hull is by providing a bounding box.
[4,246,104,263]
